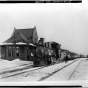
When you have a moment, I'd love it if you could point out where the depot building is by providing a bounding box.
[0,26,38,61]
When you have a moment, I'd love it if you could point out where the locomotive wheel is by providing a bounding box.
[33,58,40,67]
[39,60,47,66]
[46,58,52,65]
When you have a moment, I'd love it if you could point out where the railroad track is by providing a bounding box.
[0,60,63,79]
[68,59,82,80]
[42,58,82,81]
[0,65,45,79]
[39,59,80,81]
[0,59,80,81]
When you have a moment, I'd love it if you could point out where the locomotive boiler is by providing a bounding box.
[33,46,52,66]
[33,38,61,67]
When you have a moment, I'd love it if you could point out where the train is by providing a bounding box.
[31,38,80,67]
[31,38,60,67]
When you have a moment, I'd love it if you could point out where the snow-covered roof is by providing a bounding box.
[4,26,38,44]
[0,42,37,47]
[29,43,37,47]
[0,43,14,46]
[16,42,26,45]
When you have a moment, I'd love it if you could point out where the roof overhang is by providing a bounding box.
[0,42,37,47]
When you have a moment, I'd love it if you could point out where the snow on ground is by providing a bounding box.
[70,58,88,80]
[44,58,82,81]
[11,59,33,66]
[0,59,33,71]
[1,58,88,81]
[0,59,79,81]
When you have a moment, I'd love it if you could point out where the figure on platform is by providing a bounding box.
[65,55,68,63]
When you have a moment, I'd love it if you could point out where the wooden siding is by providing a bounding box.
[1,45,36,61]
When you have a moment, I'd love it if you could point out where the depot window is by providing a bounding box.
[8,50,12,57]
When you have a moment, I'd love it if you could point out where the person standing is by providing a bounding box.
[65,55,68,63]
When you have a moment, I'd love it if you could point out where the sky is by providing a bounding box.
[0,1,88,55]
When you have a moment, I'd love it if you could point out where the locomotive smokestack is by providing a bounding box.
[38,38,45,46]
[40,38,45,44]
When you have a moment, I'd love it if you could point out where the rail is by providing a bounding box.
[0,59,80,80]
[39,59,80,81]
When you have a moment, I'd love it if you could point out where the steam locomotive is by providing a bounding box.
[33,38,61,67]
[31,38,80,67]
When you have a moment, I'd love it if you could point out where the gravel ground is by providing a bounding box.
[70,58,88,80]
